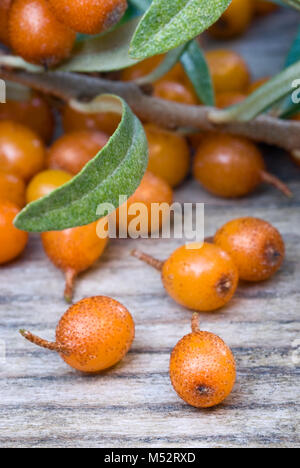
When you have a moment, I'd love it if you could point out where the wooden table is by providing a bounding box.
[0,9,299,448]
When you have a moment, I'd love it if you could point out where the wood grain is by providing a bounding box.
[0,9,299,448]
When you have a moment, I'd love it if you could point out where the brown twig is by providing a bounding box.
[1,68,300,151]
[19,330,70,355]
[131,249,164,271]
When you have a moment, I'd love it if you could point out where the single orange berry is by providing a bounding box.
[9,0,76,67]
[26,169,72,204]
[0,171,26,207]
[214,217,285,282]
[193,134,292,198]
[0,200,28,264]
[216,91,246,109]
[153,79,199,106]
[116,171,173,236]
[206,50,250,93]
[254,0,278,15]
[20,296,135,373]
[0,0,13,46]
[62,103,121,136]
[144,124,190,188]
[0,92,55,143]
[209,0,254,39]
[48,0,128,35]
[121,55,165,82]
[170,313,236,408]
[132,243,239,312]
[47,130,109,175]
[41,222,108,303]
[0,120,45,182]
[247,77,269,94]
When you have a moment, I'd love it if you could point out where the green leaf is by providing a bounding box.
[129,0,231,59]
[129,0,152,9]
[181,41,215,106]
[0,55,43,73]
[209,60,300,123]
[15,95,148,233]
[58,18,142,73]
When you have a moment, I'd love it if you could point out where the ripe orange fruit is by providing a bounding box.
[26,169,72,204]
[153,79,199,106]
[41,222,108,302]
[121,55,165,82]
[0,92,55,143]
[48,0,128,35]
[206,50,250,93]
[132,243,239,312]
[214,217,285,282]
[0,200,28,264]
[170,314,236,408]
[47,130,109,175]
[193,133,292,198]
[0,0,13,45]
[144,124,190,187]
[62,103,121,136]
[9,0,76,67]
[209,0,254,39]
[0,120,45,181]
[0,171,26,207]
[216,91,246,109]
[20,296,135,373]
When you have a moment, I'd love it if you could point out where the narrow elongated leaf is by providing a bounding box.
[0,56,42,73]
[15,95,148,232]
[209,60,300,123]
[129,0,231,59]
[181,41,215,106]
[58,18,142,73]
[129,0,152,9]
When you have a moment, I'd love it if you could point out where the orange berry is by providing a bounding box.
[153,79,199,106]
[254,0,278,15]
[48,0,128,35]
[116,171,173,236]
[0,171,26,207]
[0,120,45,181]
[216,91,246,109]
[132,243,239,312]
[0,0,13,46]
[42,222,108,302]
[20,296,135,373]
[47,130,109,175]
[0,200,28,264]
[144,124,190,187]
[170,314,236,408]
[247,77,269,94]
[209,0,254,39]
[26,169,72,204]
[9,0,76,67]
[0,93,55,143]
[206,50,250,93]
[121,55,165,81]
[62,103,121,136]
[193,133,292,198]
[214,217,285,282]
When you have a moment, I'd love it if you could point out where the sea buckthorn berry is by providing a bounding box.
[170,314,236,408]
[0,92,55,143]
[47,130,109,175]
[216,91,246,109]
[254,0,278,15]
[209,0,254,39]
[0,0,13,45]
[247,77,269,94]
[0,171,26,207]
[48,0,128,35]
[144,124,190,188]
[9,0,76,67]
[0,200,28,264]
[20,296,135,373]
[0,121,45,181]
[193,134,292,198]
[153,80,199,106]
[132,243,239,312]
[121,55,165,81]
[214,217,285,282]
[116,171,173,236]
[41,222,108,303]
[62,103,121,136]
[206,50,250,93]
[26,169,72,204]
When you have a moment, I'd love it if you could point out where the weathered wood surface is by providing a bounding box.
[0,9,300,448]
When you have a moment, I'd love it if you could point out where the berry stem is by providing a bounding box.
[64,269,77,304]
[260,170,293,198]
[191,313,201,334]
[19,330,70,355]
[131,249,164,271]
